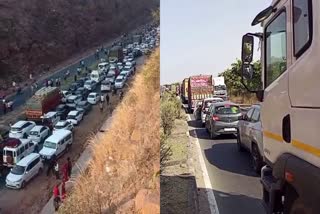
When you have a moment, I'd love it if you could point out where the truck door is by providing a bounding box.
[261,3,292,163]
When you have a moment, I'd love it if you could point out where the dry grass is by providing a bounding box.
[59,49,160,214]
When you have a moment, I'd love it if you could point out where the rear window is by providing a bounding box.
[215,105,240,114]
[11,127,22,132]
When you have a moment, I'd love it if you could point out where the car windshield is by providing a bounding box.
[29,131,39,136]
[55,124,66,129]
[215,105,240,115]
[56,106,64,111]
[91,74,98,78]
[107,74,114,78]
[84,81,92,85]
[215,85,226,90]
[11,165,25,175]
[116,79,123,82]
[205,100,223,107]
[43,141,57,149]
[88,94,95,98]
[67,98,74,103]
[11,127,22,132]
[78,102,86,107]
[67,114,76,120]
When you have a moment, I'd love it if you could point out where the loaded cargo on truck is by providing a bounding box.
[187,75,214,113]
[108,46,124,63]
[238,0,320,213]
[213,76,228,101]
[181,78,189,104]
[25,87,61,122]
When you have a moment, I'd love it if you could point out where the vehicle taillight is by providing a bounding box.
[212,115,220,121]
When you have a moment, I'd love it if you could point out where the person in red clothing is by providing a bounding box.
[53,184,61,211]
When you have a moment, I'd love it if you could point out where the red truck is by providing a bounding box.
[187,75,214,113]
[25,87,61,122]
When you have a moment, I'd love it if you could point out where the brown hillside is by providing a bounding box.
[0,0,158,89]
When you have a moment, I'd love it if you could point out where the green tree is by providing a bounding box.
[218,59,262,97]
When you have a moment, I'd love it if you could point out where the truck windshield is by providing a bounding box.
[215,105,240,115]
[11,165,25,175]
[215,85,226,90]
[43,141,57,149]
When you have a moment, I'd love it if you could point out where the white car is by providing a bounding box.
[6,153,43,189]
[115,76,126,89]
[123,66,134,76]
[9,121,36,139]
[84,80,97,91]
[61,90,71,103]
[53,120,74,132]
[105,72,115,84]
[87,92,101,105]
[200,97,224,125]
[117,62,124,70]
[66,110,84,125]
[66,95,82,109]
[28,125,50,144]
[120,71,130,80]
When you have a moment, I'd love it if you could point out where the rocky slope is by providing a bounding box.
[0,0,158,89]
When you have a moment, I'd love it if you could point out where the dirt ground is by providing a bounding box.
[160,115,198,214]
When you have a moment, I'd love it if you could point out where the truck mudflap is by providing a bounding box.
[261,154,320,213]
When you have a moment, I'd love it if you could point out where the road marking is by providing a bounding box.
[187,114,220,214]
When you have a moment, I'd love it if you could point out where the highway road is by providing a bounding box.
[188,114,266,214]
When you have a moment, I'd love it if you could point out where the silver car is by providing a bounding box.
[237,104,264,173]
[205,102,241,139]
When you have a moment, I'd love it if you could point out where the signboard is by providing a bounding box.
[190,76,212,87]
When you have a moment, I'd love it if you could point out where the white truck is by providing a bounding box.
[239,1,319,213]
[213,77,228,100]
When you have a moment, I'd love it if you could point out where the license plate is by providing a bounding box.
[224,128,236,132]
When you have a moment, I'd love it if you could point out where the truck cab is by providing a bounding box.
[239,1,320,213]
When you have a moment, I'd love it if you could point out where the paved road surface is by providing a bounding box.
[188,114,266,214]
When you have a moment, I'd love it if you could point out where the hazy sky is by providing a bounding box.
[160,0,271,84]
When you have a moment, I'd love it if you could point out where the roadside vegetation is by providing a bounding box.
[59,49,160,213]
[219,59,261,103]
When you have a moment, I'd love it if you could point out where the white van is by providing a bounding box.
[90,70,104,83]
[3,138,36,167]
[39,129,73,161]
[98,62,109,72]
[6,153,43,189]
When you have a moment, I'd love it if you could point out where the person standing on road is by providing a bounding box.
[53,184,61,211]
[74,74,77,82]
[106,93,110,105]
[47,158,54,176]
[100,94,105,103]
[54,161,60,179]
[55,79,59,87]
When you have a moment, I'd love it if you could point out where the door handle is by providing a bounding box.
[282,114,291,143]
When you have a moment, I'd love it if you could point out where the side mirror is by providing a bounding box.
[241,34,254,64]
[242,64,254,80]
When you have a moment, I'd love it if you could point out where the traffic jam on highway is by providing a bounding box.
[0,24,160,191]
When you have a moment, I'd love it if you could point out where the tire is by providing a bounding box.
[34,146,39,153]
[237,132,244,152]
[251,143,263,174]
[284,186,313,214]
[202,122,205,128]
[23,133,27,138]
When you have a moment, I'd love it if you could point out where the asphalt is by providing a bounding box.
[188,114,266,214]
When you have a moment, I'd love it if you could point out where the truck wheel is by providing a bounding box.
[237,133,244,152]
[251,143,263,174]
[284,186,312,214]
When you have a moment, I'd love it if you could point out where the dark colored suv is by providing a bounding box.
[205,101,241,139]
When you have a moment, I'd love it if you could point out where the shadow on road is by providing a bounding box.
[187,119,201,128]
[210,189,266,214]
[204,143,258,177]
[189,126,237,141]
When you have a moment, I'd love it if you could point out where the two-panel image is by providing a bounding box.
[0,0,316,213]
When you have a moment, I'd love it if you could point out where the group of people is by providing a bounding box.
[1,99,13,115]
[48,157,73,211]
[99,93,110,112]
[45,78,62,88]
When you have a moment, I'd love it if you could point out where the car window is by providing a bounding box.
[245,108,255,121]
[251,108,260,122]
[215,105,240,115]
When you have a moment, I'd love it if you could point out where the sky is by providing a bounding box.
[160,0,271,84]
